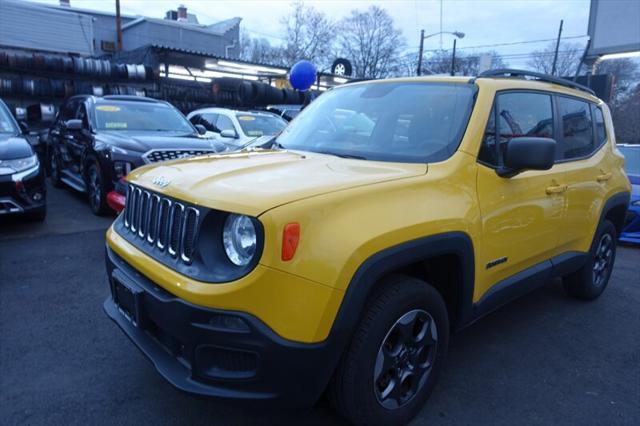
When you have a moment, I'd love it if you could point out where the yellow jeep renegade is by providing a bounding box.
[104,70,631,425]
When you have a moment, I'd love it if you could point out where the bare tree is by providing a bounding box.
[280,1,335,68]
[596,58,640,104]
[336,6,405,79]
[527,42,583,76]
[415,50,507,76]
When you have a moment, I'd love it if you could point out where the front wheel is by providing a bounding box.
[328,275,449,426]
[87,162,110,216]
[563,219,617,300]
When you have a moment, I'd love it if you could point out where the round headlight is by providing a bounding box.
[222,214,257,266]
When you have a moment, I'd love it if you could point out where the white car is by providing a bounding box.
[187,108,288,147]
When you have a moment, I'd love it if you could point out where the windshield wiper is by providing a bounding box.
[239,135,284,151]
[314,150,366,160]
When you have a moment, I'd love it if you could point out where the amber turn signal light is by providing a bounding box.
[282,223,300,261]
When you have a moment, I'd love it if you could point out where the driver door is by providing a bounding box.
[475,91,567,299]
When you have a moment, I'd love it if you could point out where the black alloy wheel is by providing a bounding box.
[374,309,438,409]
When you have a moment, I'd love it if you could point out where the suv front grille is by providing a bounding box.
[123,185,200,264]
[143,149,215,164]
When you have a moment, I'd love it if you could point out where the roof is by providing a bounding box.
[0,0,94,55]
[39,1,137,19]
[340,75,602,102]
[122,16,241,36]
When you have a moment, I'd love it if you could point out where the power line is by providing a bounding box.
[408,34,588,52]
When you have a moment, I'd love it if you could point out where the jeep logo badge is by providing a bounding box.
[152,176,171,188]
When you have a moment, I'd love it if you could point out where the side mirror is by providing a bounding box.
[19,121,29,134]
[64,119,83,131]
[220,129,238,139]
[195,124,207,135]
[497,137,556,178]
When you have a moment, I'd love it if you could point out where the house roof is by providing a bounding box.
[122,16,241,36]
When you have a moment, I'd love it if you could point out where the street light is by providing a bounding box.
[417,30,465,76]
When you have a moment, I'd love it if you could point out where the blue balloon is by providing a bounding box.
[289,60,317,92]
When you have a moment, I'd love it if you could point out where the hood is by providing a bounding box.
[0,135,33,160]
[128,150,427,216]
[97,131,228,153]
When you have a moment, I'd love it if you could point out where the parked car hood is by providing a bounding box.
[0,135,33,160]
[127,150,427,216]
[97,131,229,153]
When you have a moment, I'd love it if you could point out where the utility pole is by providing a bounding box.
[450,39,457,76]
[439,0,443,49]
[116,0,123,51]
[551,19,563,76]
[417,29,425,76]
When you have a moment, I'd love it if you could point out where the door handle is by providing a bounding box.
[546,184,568,195]
[596,172,612,182]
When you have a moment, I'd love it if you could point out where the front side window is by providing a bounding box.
[478,92,554,167]
[93,102,194,133]
[275,82,475,163]
[0,103,18,134]
[558,97,594,160]
[193,113,220,132]
[216,115,235,133]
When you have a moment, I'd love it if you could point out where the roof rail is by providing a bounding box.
[477,68,596,96]
[101,95,160,103]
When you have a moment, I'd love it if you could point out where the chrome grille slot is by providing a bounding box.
[181,207,199,263]
[122,184,202,266]
[168,203,184,257]
[138,191,150,238]
[146,194,160,244]
[157,198,171,250]
[124,185,133,228]
[129,187,140,232]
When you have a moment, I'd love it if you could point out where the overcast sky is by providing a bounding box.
[29,0,592,67]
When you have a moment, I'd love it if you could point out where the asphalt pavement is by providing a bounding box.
[1,183,639,425]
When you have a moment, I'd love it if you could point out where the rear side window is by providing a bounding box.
[478,92,553,167]
[593,106,606,147]
[558,97,594,160]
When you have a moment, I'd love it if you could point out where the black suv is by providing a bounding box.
[0,99,46,221]
[48,95,229,215]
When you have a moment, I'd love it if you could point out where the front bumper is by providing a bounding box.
[104,245,338,405]
[0,165,46,215]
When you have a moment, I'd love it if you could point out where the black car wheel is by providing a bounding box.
[87,162,110,216]
[329,274,449,426]
[49,149,64,188]
[563,219,617,300]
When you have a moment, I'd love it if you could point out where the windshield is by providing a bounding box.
[0,103,19,134]
[619,146,640,175]
[276,82,475,163]
[93,102,194,133]
[236,113,287,137]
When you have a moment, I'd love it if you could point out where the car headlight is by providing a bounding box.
[0,154,38,176]
[222,214,257,266]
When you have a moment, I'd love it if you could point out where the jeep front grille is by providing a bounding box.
[123,185,200,264]
[142,149,215,164]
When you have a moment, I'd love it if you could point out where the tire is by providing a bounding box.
[26,206,46,222]
[563,219,617,300]
[328,274,449,426]
[86,162,110,216]
[331,58,353,77]
[49,148,64,188]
